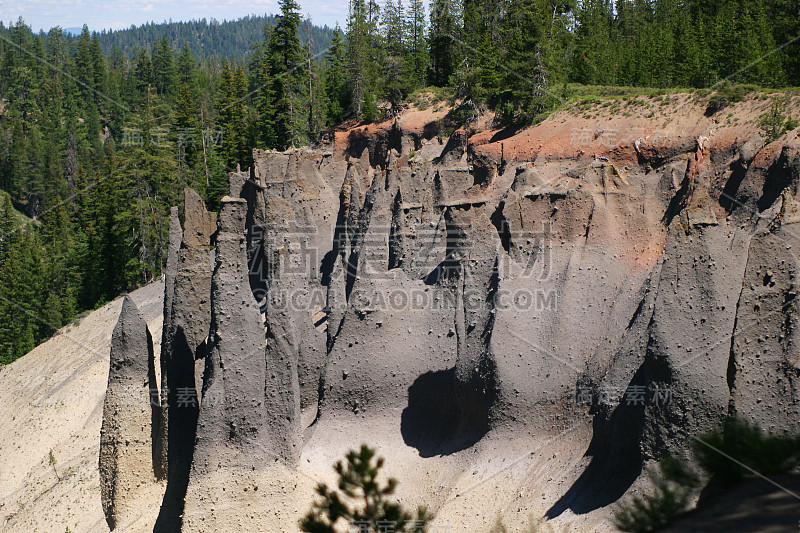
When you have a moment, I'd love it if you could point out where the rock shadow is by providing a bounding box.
[153,327,199,533]
[545,358,663,518]
[401,368,489,458]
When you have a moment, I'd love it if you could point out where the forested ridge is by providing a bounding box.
[59,15,335,60]
[0,0,798,363]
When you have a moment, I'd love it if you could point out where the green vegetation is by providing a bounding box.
[706,82,758,115]
[759,97,798,142]
[48,448,60,480]
[63,15,335,60]
[613,417,800,532]
[300,444,432,533]
[612,454,701,533]
[692,416,800,487]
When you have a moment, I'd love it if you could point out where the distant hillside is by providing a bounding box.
[63,14,335,60]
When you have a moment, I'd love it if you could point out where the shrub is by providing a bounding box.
[362,93,381,124]
[612,454,701,533]
[759,97,797,142]
[559,82,574,101]
[614,416,800,532]
[692,416,800,487]
[49,449,60,480]
[449,101,482,127]
[300,445,433,533]
[706,82,755,116]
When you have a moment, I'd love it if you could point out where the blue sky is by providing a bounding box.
[1,0,348,33]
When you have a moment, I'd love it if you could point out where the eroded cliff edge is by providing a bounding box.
[99,95,800,532]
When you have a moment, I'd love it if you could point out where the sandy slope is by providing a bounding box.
[0,282,164,533]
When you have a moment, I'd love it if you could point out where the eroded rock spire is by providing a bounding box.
[99,296,156,530]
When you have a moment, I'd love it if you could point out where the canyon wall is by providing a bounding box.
[98,96,800,531]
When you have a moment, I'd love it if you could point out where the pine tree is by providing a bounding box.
[6,116,26,199]
[152,36,177,96]
[428,0,457,87]
[46,27,69,90]
[300,445,433,533]
[176,81,200,174]
[262,0,308,148]
[346,0,382,118]
[23,124,45,217]
[383,0,407,56]
[110,45,138,107]
[217,61,248,167]
[672,0,705,87]
[177,43,197,86]
[204,141,231,212]
[38,79,68,211]
[407,0,429,88]
[133,48,154,96]
[570,0,616,85]
[0,193,18,260]
[457,0,503,102]
[0,206,47,363]
[650,0,681,87]
[615,0,642,86]
[739,0,783,85]
[89,33,107,99]
[303,18,326,138]
[8,27,41,135]
[74,26,97,105]
[257,31,278,150]
[30,34,47,83]
[534,0,576,84]
[323,27,350,125]
[38,199,78,327]
[769,0,800,86]
[347,0,367,116]
[382,0,410,111]
[501,0,549,119]
[107,87,179,288]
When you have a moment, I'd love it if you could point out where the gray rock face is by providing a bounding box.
[243,149,337,423]
[99,296,155,530]
[191,196,301,476]
[254,130,800,520]
[155,187,216,532]
[103,113,800,530]
[320,154,459,443]
[243,132,800,473]
[154,206,181,480]
[730,227,800,429]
